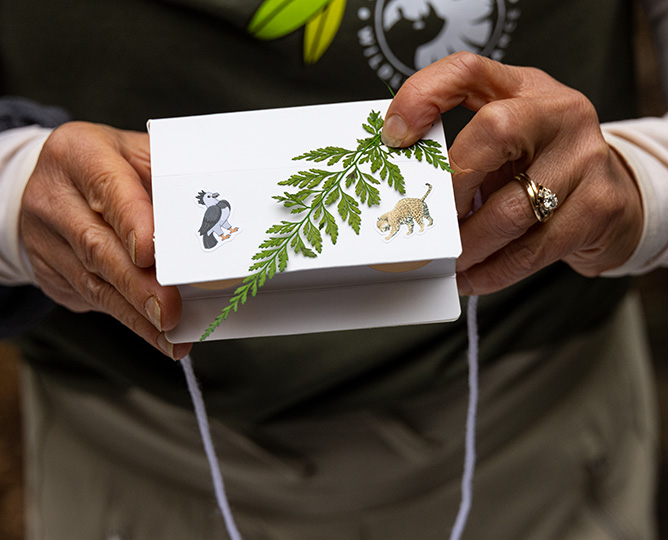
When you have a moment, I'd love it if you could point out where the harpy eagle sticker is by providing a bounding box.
[196,190,240,250]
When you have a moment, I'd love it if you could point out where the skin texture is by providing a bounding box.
[20,122,192,360]
[381,52,643,295]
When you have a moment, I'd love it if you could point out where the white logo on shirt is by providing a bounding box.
[357,0,520,89]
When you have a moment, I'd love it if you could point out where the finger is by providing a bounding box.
[447,95,550,218]
[457,205,578,296]
[45,123,155,269]
[456,152,640,296]
[66,212,183,332]
[27,219,191,359]
[25,168,183,334]
[456,178,541,274]
[381,51,526,147]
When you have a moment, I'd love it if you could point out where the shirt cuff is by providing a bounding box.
[600,123,668,276]
[0,126,52,285]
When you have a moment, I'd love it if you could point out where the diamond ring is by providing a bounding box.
[514,172,559,222]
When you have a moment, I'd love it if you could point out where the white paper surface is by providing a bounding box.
[149,99,462,342]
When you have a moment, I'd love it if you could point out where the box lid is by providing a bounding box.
[149,99,462,342]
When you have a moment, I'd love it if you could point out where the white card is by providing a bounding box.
[149,99,462,342]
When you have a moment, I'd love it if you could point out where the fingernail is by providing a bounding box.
[157,333,175,360]
[127,230,136,265]
[381,114,407,147]
[457,272,473,296]
[145,296,162,332]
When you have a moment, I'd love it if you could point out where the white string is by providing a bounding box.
[181,294,480,540]
[448,294,480,540]
[181,354,243,540]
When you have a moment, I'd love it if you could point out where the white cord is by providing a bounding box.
[182,294,480,540]
[448,294,479,540]
[181,354,243,540]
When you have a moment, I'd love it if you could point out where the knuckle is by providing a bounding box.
[115,263,140,302]
[76,224,108,271]
[569,91,598,123]
[79,270,112,309]
[484,191,532,239]
[124,307,154,337]
[86,171,117,214]
[550,87,599,131]
[43,122,91,161]
[474,102,525,162]
[447,51,487,79]
[505,243,545,277]
[582,142,610,172]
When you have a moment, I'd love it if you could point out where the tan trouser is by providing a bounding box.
[22,295,658,539]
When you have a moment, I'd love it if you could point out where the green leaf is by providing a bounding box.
[345,169,357,188]
[257,269,267,288]
[355,177,367,204]
[339,192,361,233]
[259,237,284,248]
[248,0,331,40]
[367,110,383,132]
[303,0,347,64]
[348,209,361,234]
[356,177,381,206]
[267,258,277,279]
[304,221,323,253]
[251,248,279,261]
[323,209,339,244]
[249,261,267,272]
[415,145,423,162]
[294,148,349,163]
[266,221,299,234]
[238,285,250,305]
[324,187,340,206]
[383,161,405,193]
[291,234,317,257]
[278,247,289,272]
[362,172,380,185]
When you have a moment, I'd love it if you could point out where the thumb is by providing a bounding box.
[380,52,522,148]
[381,94,441,148]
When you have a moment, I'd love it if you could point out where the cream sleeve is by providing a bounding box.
[601,120,668,274]
[0,126,52,285]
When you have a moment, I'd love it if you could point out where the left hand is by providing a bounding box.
[381,51,643,295]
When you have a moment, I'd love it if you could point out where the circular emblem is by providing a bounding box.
[358,0,520,88]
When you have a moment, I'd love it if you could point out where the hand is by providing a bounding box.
[381,52,643,295]
[20,122,192,359]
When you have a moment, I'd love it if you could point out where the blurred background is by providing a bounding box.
[1,3,668,538]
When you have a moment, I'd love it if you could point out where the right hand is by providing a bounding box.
[20,122,192,360]
[381,52,643,295]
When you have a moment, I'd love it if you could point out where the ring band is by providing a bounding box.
[514,172,559,222]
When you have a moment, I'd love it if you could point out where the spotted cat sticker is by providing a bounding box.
[376,182,433,240]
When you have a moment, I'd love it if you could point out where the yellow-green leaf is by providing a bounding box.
[248,0,331,40]
[303,0,346,64]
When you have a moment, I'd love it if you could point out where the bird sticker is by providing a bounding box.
[196,190,240,250]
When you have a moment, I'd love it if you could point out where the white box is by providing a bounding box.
[149,99,462,342]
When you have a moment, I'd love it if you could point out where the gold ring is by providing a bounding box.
[514,172,558,222]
